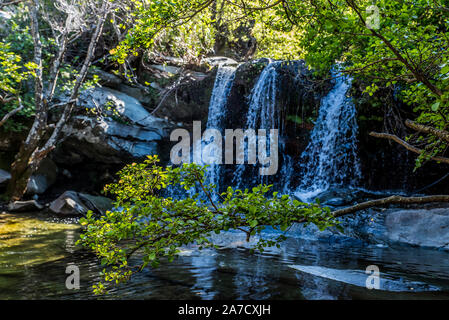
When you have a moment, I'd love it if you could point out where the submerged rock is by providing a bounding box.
[289,265,440,292]
[385,208,449,249]
[334,206,449,250]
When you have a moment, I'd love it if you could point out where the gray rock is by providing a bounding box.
[153,70,216,123]
[202,56,238,68]
[0,169,11,187]
[26,158,58,195]
[56,87,175,164]
[49,191,113,216]
[49,191,89,216]
[149,64,180,75]
[117,83,154,106]
[78,193,113,215]
[92,69,122,88]
[8,200,44,212]
[385,208,449,250]
[333,207,449,250]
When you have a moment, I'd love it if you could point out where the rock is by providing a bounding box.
[333,206,449,250]
[92,69,122,89]
[49,191,89,216]
[49,191,113,216]
[8,200,44,212]
[153,70,217,123]
[149,64,181,75]
[385,208,449,250]
[62,169,72,178]
[55,87,176,164]
[26,157,58,195]
[202,56,238,68]
[78,193,113,215]
[0,169,11,187]
[117,83,155,106]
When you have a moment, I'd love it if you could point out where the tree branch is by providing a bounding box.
[405,119,449,143]
[0,102,24,128]
[369,131,449,165]
[332,195,449,217]
[33,0,110,163]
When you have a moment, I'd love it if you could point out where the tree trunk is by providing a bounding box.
[6,0,110,201]
[7,146,35,201]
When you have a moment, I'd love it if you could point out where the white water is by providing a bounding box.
[295,74,361,201]
[203,66,236,196]
[165,66,235,199]
[232,61,281,188]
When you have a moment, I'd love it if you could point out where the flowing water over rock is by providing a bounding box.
[166,65,236,199]
[295,74,361,201]
[201,66,236,199]
[232,60,287,188]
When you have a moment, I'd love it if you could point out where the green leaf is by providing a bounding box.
[432,101,440,112]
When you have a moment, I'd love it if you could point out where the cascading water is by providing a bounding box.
[168,61,361,203]
[295,74,361,201]
[232,61,282,188]
[168,65,236,199]
[201,66,236,198]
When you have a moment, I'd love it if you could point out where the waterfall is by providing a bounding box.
[202,66,236,197]
[167,61,361,203]
[232,61,281,188]
[295,74,361,200]
[171,65,235,199]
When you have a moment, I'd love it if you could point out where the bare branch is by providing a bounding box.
[0,102,24,127]
[0,0,23,8]
[332,195,449,217]
[369,131,449,165]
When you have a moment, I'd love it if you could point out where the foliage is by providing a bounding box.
[0,6,38,131]
[276,0,449,168]
[78,155,336,294]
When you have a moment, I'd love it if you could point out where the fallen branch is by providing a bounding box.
[332,195,449,217]
[369,131,449,164]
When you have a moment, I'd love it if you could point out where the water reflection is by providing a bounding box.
[2,212,449,299]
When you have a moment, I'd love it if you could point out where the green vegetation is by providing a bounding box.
[78,156,336,294]
[2,0,449,294]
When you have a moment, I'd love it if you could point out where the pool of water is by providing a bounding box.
[1,212,449,300]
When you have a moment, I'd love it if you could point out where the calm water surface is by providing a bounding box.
[1,212,449,300]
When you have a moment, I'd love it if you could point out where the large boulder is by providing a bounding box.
[49,190,113,216]
[49,191,89,216]
[385,208,449,249]
[153,70,217,124]
[333,206,449,250]
[26,157,58,195]
[54,87,177,164]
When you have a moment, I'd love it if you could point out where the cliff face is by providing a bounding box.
[1,57,448,200]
